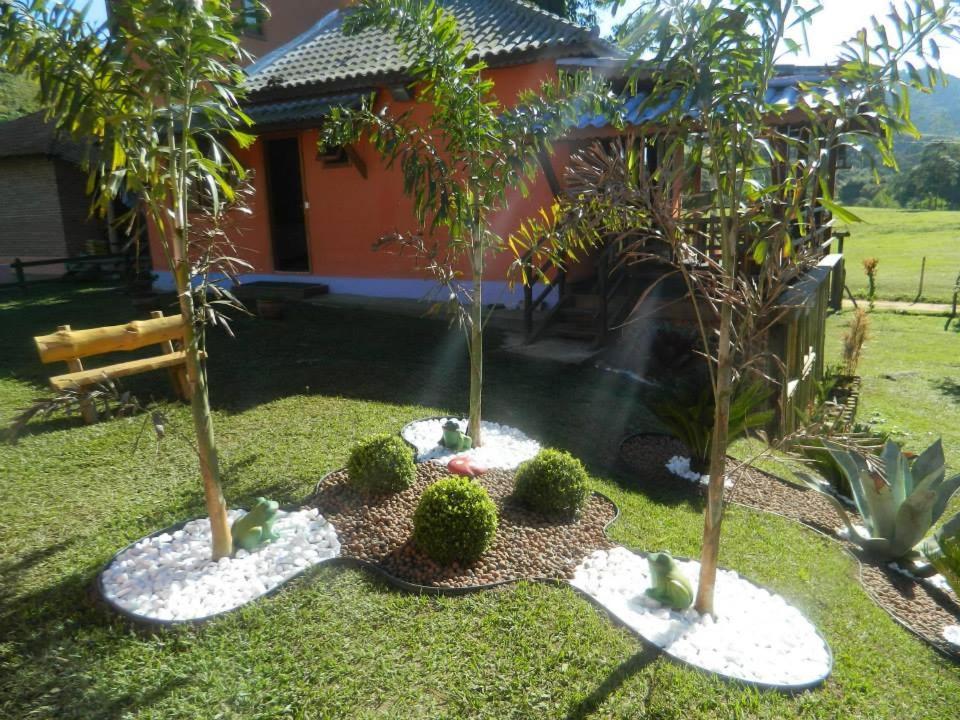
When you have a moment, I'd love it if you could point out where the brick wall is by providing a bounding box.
[0,155,67,259]
[54,159,107,256]
[0,155,107,262]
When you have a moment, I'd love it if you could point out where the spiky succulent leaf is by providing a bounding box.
[882,439,907,507]
[795,470,872,544]
[829,439,897,539]
[824,439,875,530]
[931,472,960,524]
[909,438,946,499]
[890,487,938,557]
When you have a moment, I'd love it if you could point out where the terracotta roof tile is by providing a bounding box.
[245,0,614,95]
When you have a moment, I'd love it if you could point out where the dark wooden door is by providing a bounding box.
[264,137,309,272]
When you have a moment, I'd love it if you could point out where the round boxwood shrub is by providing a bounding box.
[413,476,498,564]
[347,434,416,494]
[513,448,589,517]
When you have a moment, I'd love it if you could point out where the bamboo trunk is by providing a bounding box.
[695,298,733,615]
[467,235,483,447]
[174,259,232,560]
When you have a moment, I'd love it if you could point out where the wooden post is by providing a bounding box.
[13,258,25,289]
[597,250,609,347]
[151,310,190,400]
[59,325,98,424]
[523,281,533,342]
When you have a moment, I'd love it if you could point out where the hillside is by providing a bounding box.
[910,73,960,138]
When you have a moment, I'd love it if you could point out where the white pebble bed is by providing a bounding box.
[665,456,734,489]
[401,417,541,469]
[943,625,960,649]
[100,508,340,622]
[571,547,831,687]
[886,561,955,595]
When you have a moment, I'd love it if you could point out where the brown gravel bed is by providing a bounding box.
[619,433,960,659]
[308,463,617,590]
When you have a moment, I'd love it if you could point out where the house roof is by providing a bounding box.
[0,111,85,164]
[244,0,616,97]
[575,65,840,130]
[245,92,365,129]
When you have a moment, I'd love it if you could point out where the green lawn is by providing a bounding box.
[2,285,959,719]
[838,206,960,303]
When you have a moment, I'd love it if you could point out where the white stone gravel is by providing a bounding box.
[401,417,541,469]
[665,456,734,489]
[571,547,831,687]
[100,508,340,622]
[886,561,956,595]
[943,625,960,648]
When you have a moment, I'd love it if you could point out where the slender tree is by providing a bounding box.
[322,0,618,446]
[1,0,260,559]
[532,0,958,614]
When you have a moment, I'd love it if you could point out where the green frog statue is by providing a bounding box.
[231,497,281,552]
[645,551,694,610]
[440,420,472,452]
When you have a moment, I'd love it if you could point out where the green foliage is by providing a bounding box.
[650,379,774,464]
[346,434,416,494]
[798,438,960,560]
[894,141,960,209]
[0,69,38,121]
[413,476,498,563]
[1,0,264,558]
[320,0,619,443]
[513,448,589,517]
[922,512,960,594]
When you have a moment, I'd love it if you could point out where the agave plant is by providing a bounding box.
[798,439,960,560]
[922,513,960,595]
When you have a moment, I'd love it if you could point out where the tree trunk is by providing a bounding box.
[467,235,483,447]
[695,245,735,615]
[174,257,233,560]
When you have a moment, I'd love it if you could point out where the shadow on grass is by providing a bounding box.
[5,286,661,472]
[932,377,960,403]
[564,645,661,719]
[0,567,188,718]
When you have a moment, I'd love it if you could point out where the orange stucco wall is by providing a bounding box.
[149,59,585,289]
[241,1,344,60]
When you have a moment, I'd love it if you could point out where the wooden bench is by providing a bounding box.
[34,310,197,424]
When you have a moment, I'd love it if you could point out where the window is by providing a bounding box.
[238,0,265,37]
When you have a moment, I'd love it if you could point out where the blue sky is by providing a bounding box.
[72,0,959,76]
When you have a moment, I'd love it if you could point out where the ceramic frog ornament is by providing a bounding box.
[645,551,694,610]
[231,497,281,552]
[440,420,472,452]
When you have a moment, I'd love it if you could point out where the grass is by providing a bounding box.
[837,206,960,304]
[825,308,960,467]
[1,284,959,719]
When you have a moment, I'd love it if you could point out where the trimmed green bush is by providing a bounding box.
[413,476,498,563]
[513,448,589,517]
[347,434,416,494]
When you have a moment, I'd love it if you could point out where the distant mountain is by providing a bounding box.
[0,70,40,123]
[909,74,960,139]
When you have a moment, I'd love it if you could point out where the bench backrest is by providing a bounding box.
[35,314,186,365]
